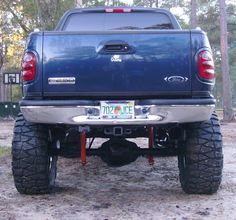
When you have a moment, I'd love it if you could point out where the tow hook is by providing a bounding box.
[148,127,155,165]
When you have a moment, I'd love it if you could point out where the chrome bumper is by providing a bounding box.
[20,104,215,125]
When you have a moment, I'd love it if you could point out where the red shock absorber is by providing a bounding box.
[148,127,154,165]
[80,131,87,166]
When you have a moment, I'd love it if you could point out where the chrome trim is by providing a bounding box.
[20,104,215,125]
[48,77,76,85]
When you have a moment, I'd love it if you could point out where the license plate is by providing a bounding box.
[100,101,135,119]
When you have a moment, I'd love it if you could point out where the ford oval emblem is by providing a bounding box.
[164,76,188,83]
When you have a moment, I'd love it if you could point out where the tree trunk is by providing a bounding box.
[0,12,8,102]
[155,0,159,8]
[190,0,198,28]
[35,0,60,30]
[219,0,235,121]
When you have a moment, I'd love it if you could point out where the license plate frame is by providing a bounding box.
[100,101,135,119]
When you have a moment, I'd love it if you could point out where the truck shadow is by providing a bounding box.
[53,156,183,200]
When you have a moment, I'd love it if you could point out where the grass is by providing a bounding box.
[0,147,11,157]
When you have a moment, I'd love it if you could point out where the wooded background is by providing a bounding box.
[0,0,235,121]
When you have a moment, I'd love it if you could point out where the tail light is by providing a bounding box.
[198,50,215,80]
[21,52,36,82]
[105,8,131,13]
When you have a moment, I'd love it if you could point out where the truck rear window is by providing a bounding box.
[63,12,173,31]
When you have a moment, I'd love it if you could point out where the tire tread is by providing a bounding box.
[178,112,223,194]
[12,113,50,194]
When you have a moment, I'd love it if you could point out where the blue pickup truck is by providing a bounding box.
[12,7,223,195]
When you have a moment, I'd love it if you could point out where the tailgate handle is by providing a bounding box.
[101,41,134,54]
[104,43,129,52]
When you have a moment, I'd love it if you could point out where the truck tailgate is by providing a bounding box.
[42,31,191,97]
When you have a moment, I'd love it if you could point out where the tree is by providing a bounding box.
[190,0,198,28]
[0,7,12,101]
[35,0,75,30]
[219,0,235,121]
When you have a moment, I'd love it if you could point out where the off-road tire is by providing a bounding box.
[178,112,223,194]
[12,113,52,194]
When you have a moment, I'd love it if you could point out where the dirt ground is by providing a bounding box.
[0,117,236,220]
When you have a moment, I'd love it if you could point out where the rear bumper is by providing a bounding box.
[20,99,215,125]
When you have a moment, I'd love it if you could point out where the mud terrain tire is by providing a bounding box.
[178,112,223,194]
[12,113,52,194]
